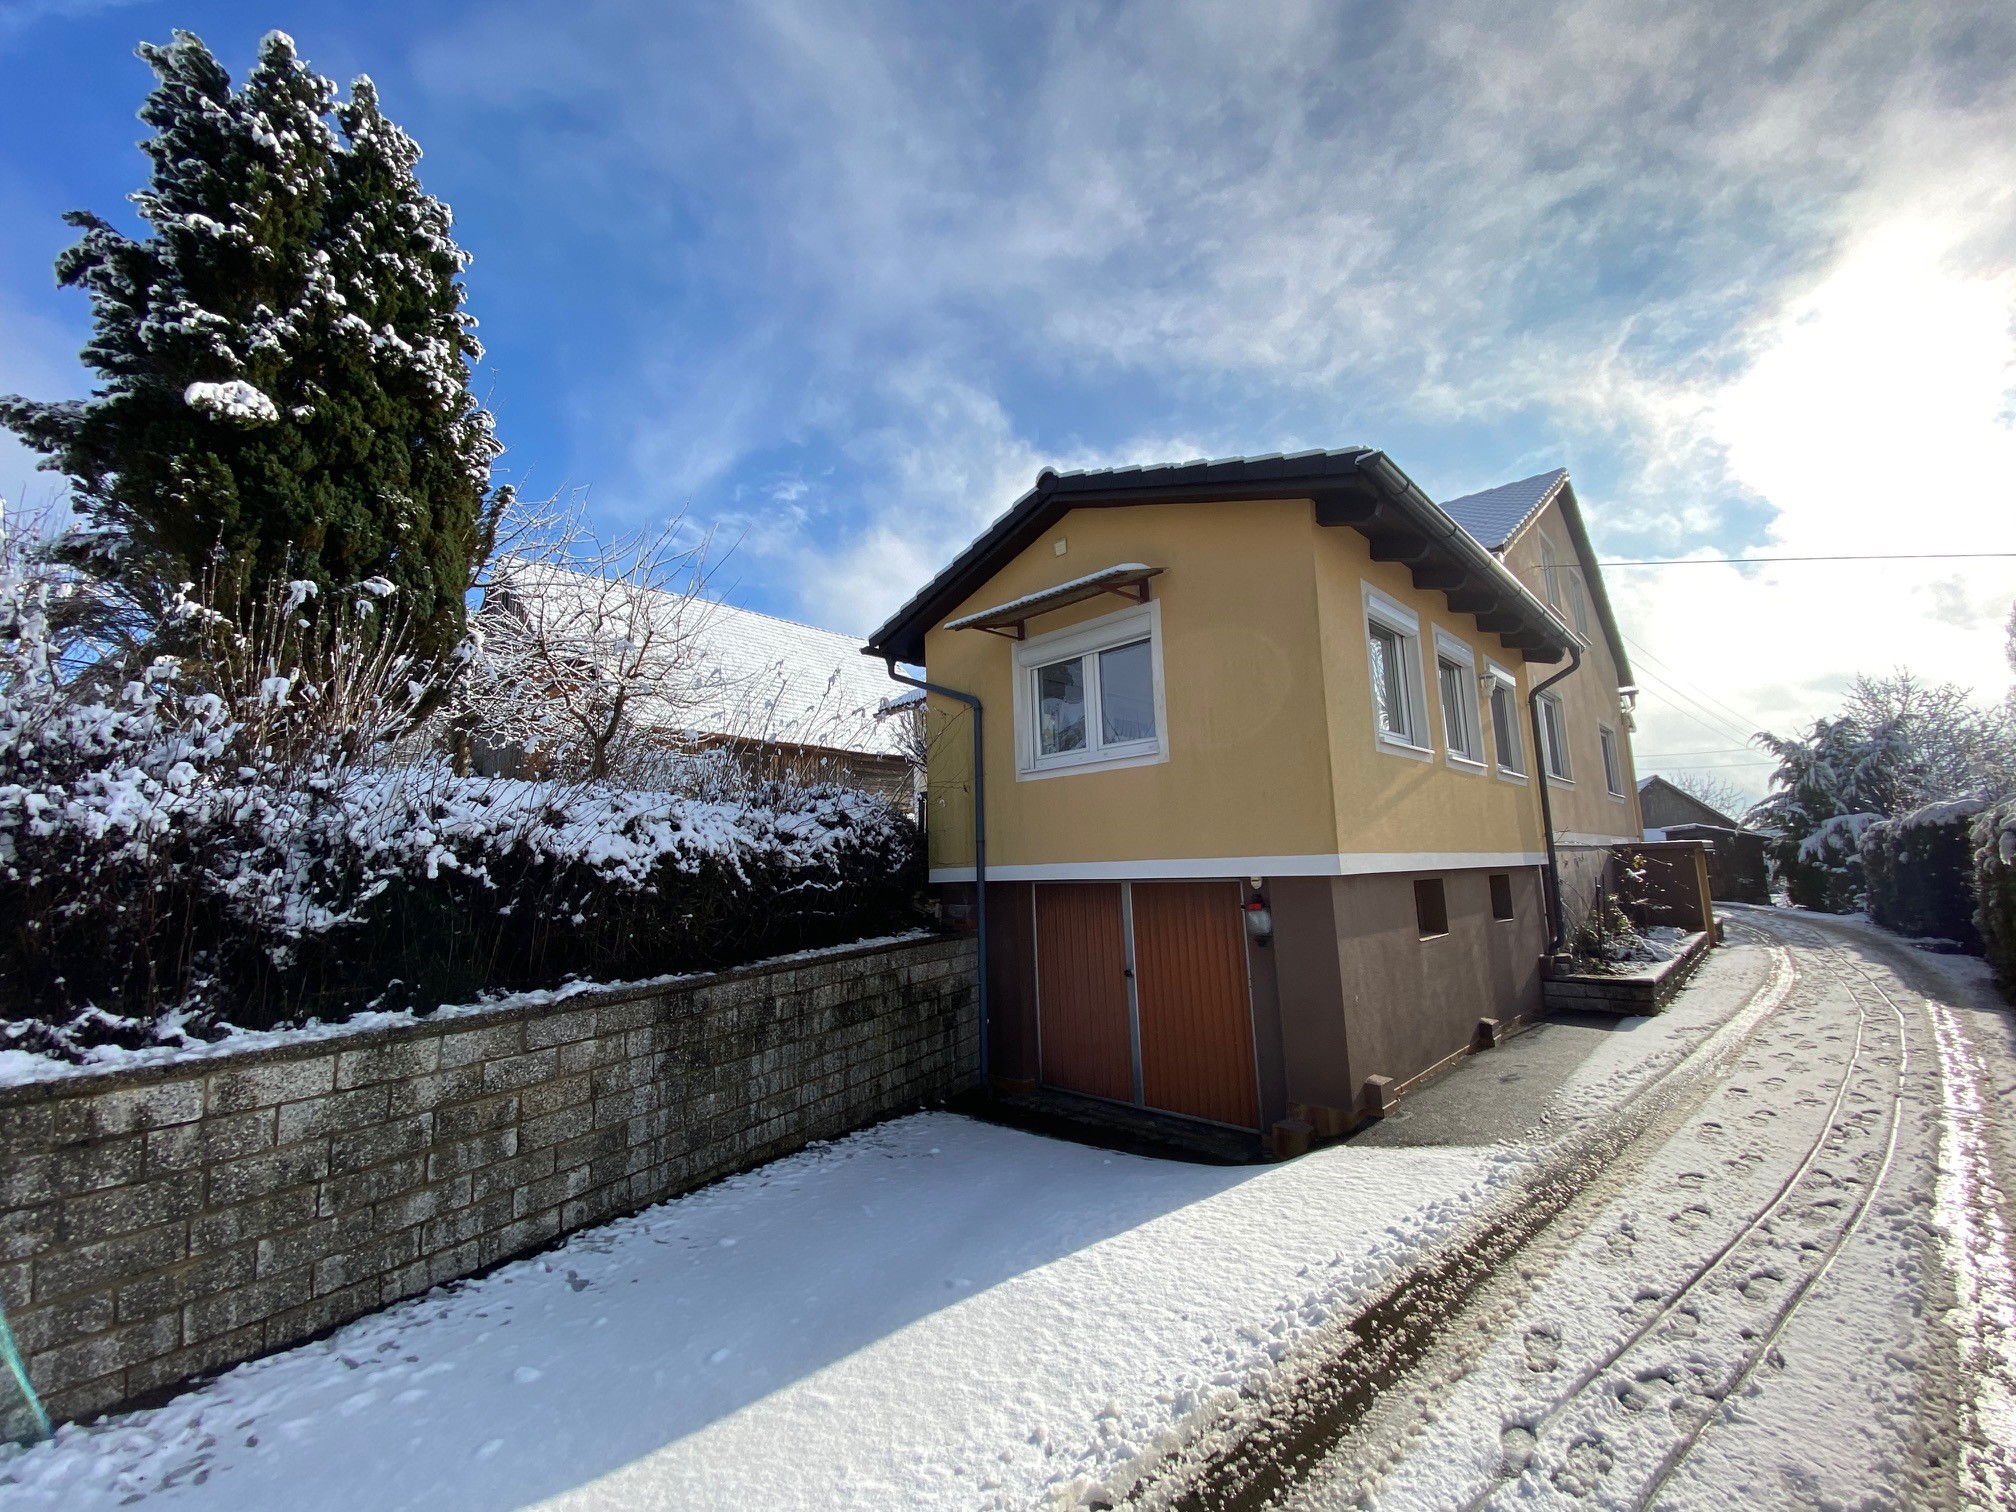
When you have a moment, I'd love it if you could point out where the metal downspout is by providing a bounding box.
[883,663,988,1088]
[1527,644,1584,954]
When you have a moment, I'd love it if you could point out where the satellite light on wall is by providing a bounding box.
[1243,893,1273,947]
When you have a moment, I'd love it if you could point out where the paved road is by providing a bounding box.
[1149,910,2016,1511]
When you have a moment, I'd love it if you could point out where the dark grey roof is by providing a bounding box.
[862,448,1581,667]
[1438,469,1568,551]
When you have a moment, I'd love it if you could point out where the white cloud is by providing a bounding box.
[777,362,1212,633]
[1615,201,2016,799]
[410,0,2016,751]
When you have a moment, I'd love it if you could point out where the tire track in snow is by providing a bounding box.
[1126,929,1801,1512]
[1921,982,2016,1505]
[1454,921,1911,1511]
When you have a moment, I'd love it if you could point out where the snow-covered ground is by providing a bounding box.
[0,1117,1522,1510]
[1277,908,2016,1511]
[0,931,1819,1510]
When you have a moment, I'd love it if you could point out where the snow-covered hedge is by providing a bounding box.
[0,566,921,1060]
[1972,800,2016,998]
[3,760,919,1058]
[1777,811,1879,912]
[1859,797,1989,950]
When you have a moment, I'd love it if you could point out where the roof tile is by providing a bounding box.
[1438,469,1569,550]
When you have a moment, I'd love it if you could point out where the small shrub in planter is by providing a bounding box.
[1860,797,1990,951]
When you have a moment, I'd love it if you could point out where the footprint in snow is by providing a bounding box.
[709,1347,731,1364]
[513,1366,542,1384]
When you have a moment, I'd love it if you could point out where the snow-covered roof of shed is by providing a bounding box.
[495,563,913,757]
[1438,469,1569,551]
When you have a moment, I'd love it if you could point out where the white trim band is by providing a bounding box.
[929,850,1550,884]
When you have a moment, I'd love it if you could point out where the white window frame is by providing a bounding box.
[1433,629,1485,772]
[1362,584,1432,760]
[1599,723,1626,798]
[1538,691,1573,784]
[1539,535,1565,613]
[1484,659,1526,782]
[1539,533,1590,637]
[1011,600,1168,781]
[1567,567,1590,637]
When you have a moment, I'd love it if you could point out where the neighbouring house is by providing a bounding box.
[1638,774,1771,904]
[862,450,1648,1144]
[478,562,921,807]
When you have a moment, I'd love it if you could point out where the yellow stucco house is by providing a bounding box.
[863,450,1642,1145]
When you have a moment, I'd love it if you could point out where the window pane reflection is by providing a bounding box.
[1037,657,1086,753]
[1099,639,1155,743]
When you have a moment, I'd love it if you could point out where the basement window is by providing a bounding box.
[1490,873,1515,921]
[1414,877,1449,938]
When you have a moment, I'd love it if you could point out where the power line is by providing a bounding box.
[1647,760,1779,771]
[1599,551,2016,566]
[1635,746,1759,758]
[1629,665,1762,751]
[1622,633,1772,741]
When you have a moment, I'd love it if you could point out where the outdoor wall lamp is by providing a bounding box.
[1243,894,1274,947]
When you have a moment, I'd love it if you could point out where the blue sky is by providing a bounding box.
[4,0,2015,796]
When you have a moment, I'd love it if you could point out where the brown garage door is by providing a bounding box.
[1131,881,1260,1130]
[1034,883,1133,1104]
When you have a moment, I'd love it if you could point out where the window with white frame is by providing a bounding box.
[1600,723,1625,796]
[1434,631,1482,764]
[1364,588,1429,752]
[1540,535,1589,637]
[1538,692,1572,781]
[1486,662,1524,775]
[1013,602,1167,777]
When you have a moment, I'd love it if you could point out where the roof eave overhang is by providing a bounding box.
[862,449,1580,667]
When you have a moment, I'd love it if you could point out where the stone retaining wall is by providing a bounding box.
[0,933,977,1435]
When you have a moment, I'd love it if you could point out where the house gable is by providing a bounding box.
[1440,469,1633,689]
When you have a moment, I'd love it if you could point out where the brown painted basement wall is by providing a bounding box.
[1272,867,1548,1121]
[0,935,976,1436]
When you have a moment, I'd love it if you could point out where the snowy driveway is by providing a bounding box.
[1204,909,2016,1512]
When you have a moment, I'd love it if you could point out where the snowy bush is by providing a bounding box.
[1781,811,1879,912]
[0,543,921,1061]
[1972,801,2016,999]
[1860,797,1990,951]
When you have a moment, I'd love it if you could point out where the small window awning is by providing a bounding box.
[943,563,1164,641]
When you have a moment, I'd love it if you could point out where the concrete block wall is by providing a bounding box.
[0,933,977,1435]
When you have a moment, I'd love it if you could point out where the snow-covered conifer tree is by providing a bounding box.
[0,31,508,664]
